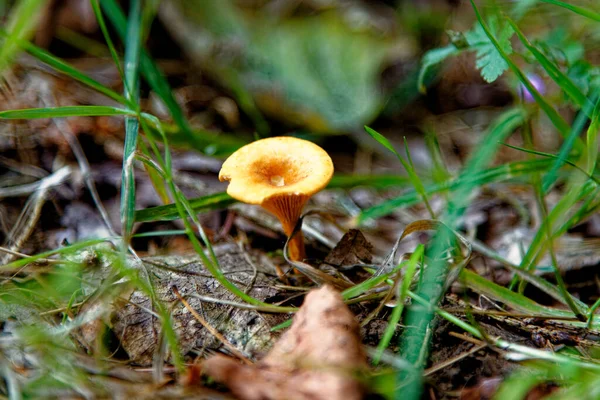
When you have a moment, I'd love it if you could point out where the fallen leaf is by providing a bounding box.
[103,243,283,365]
[203,285,367,400]
[323,229,373,268]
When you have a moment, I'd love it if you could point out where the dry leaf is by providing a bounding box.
[203,285,367,400]
[323,229,373,268]
[106,244,284,365]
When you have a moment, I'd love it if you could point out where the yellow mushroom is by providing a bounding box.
[219,136,334,261]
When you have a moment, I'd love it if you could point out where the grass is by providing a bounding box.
[1,0,600,398]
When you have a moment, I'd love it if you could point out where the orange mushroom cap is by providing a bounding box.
[219,136,334,260]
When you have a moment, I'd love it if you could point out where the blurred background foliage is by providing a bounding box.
[158,0,416,136]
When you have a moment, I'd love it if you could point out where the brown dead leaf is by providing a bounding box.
[98,244,284,365]
[203,285,367,400]
[323,229,373,268]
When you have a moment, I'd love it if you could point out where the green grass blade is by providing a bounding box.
[329,174,410,189]
[55,26,110,58]
[586,98,600,175]
[461,269,577,319]
[512,180,597,290]
[540,0,600,21]
[541,96,597,192]
[364,126,434,218]
[469,0,583,152]
[373,245,424,365]
[0,106,135,119]
[143,120,246,157]
[134,174,413,223]
[398,106,525,399]
[364,126,401,156]
[506,16,590,110]
[500,143,598,184]
[340,274,391,301]
[494,370,549,399]
[0,238,111,271]
[96,0,246,154]
[561,190,600,238]
[0,0,45,73]
[100,0,220,153]
[502,259,589,312]
[359,159,550,223]
[0,29,129,106]
[359,109,528,223]
[134,192,236,223]
[137,114,281,310]
[506,14,596,192]
[404,137,435,217]
[214,67,270,136]
[119,0,142,243]
[520,113,586,318]
[141,0,160,43]
[91,0,125,82]
[137,140,171,204]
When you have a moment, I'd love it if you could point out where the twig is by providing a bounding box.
[424,338,487,376]
[0,245,58,264]
[187,293,296,313]
[1,166,71,264]
[0,165,70,199]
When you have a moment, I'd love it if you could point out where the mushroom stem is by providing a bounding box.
[282,222,306,262]
[263,196,307,261]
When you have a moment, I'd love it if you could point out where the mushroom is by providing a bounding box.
[219,136,334,261]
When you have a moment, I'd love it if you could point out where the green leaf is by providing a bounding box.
[465,15,514,83]
[0,106,135,119]
[469,1,582,152]
[540,0,600,22]
[462,269,576,318]
[0,0,45,74]
[417,45,460,93]
[364,126,400,157]
[537,27,584,67]
[568,61,600,98]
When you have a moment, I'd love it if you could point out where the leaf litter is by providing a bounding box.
[203,285,367,400]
